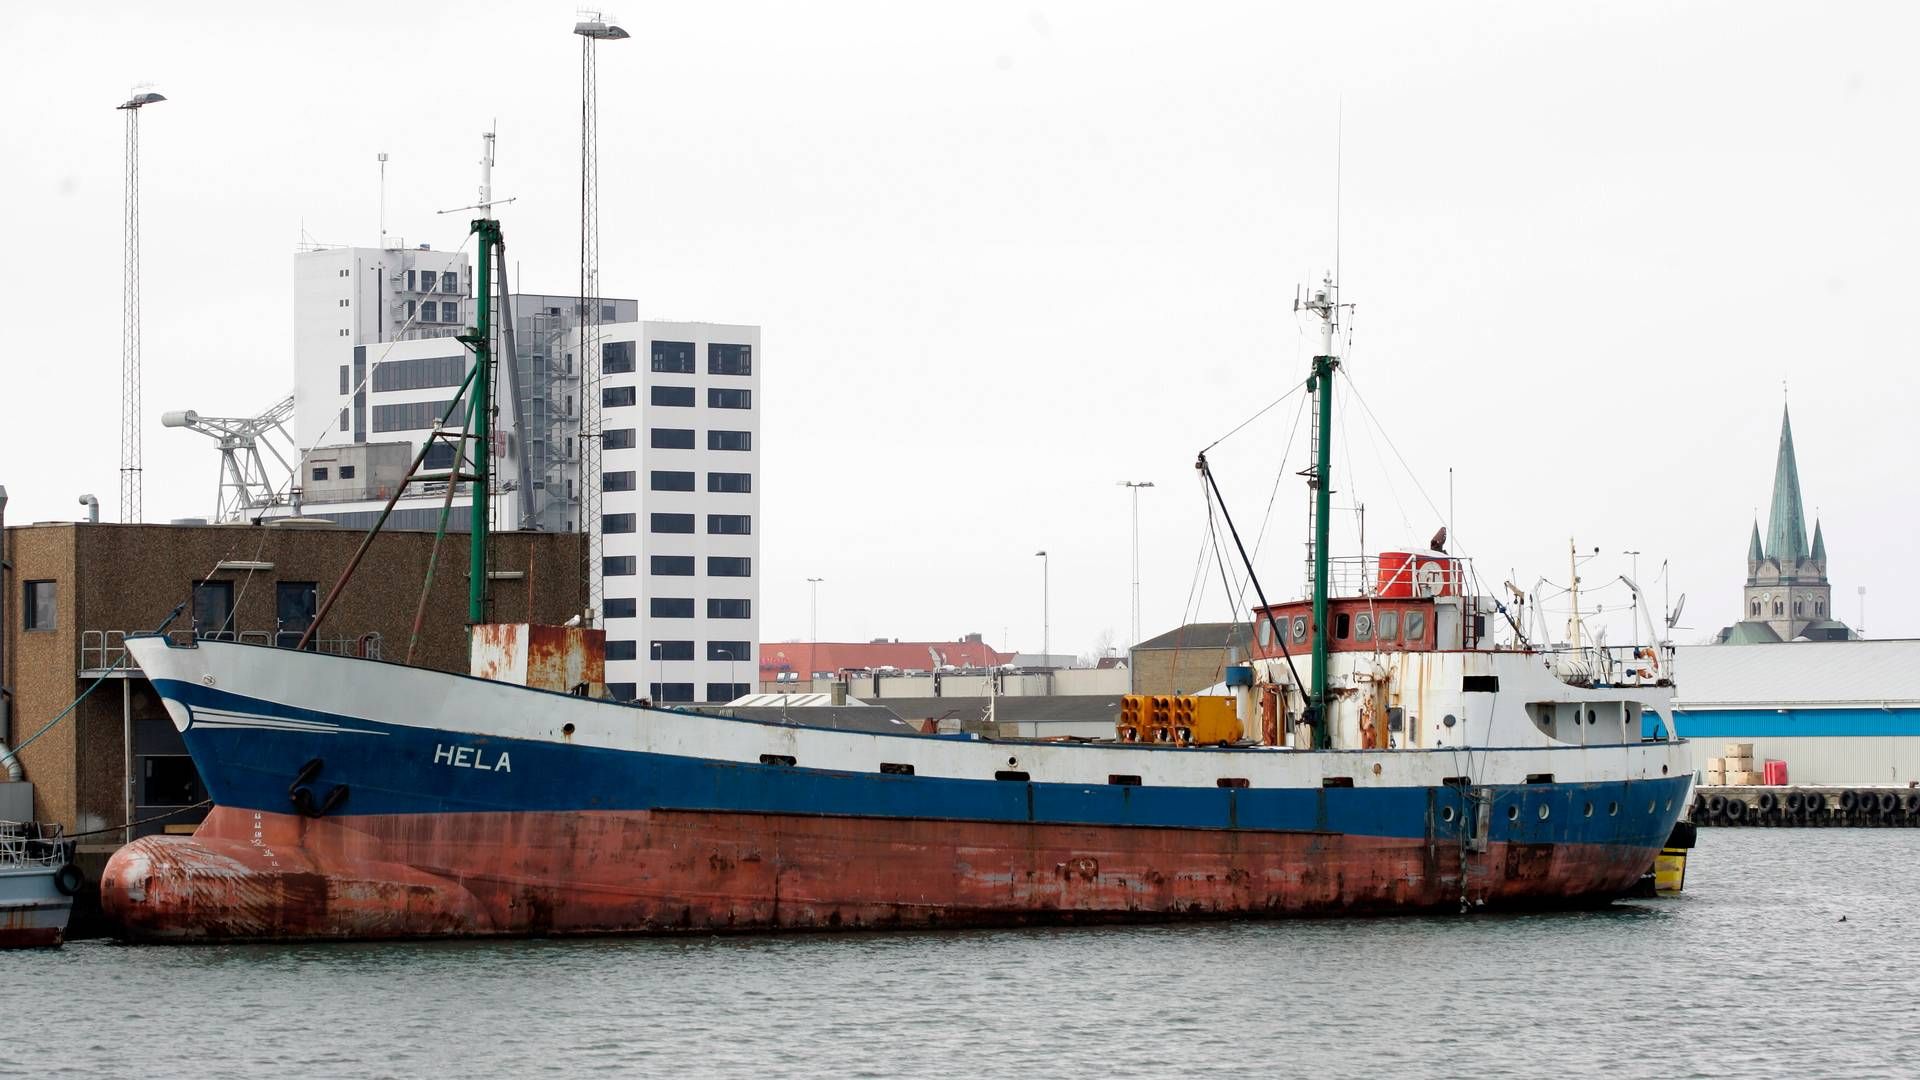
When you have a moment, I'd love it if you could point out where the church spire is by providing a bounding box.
[1765,404,1809,564]
[1811,519,1826,564]
[1749,520,1765,564]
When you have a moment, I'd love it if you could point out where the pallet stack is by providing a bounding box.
[1705,742,1763,786]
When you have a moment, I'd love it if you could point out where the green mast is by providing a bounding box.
[462,132,505,629]
[465,217,499,627]
[1297,278,1342,750]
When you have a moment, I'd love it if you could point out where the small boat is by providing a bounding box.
[99,216,1693,942]
[0,821,79,948]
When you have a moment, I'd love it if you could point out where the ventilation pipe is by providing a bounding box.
[79,493,100,523]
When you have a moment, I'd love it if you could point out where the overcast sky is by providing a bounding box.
[4,1,1916,654]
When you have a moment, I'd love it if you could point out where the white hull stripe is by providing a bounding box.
[188,707,388,737]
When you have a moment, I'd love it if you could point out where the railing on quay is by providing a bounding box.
[80,628,384,676]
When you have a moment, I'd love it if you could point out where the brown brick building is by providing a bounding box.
[1,522,584,839]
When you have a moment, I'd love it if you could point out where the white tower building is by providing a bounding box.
[592,321,761,704]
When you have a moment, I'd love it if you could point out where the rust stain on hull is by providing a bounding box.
[101,806,1658,943]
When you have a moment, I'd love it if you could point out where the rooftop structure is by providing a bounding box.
[758,634,1013,683]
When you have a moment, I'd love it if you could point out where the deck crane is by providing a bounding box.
[161,395,297,522]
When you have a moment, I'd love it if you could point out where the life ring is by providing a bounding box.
[53,863,84,897]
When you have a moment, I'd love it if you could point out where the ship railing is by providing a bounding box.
[1316,555,1480,599]
[81,628,384,675]
[0,821,71,869]
[1540,644,1671,688]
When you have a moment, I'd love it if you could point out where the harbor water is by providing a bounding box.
[7,829,1918,1079]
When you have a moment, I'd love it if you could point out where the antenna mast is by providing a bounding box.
[117,87,166,523]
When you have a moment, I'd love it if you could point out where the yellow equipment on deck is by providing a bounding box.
[1117,694,1243,746]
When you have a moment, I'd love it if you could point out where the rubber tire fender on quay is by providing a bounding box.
[53,863,84,897]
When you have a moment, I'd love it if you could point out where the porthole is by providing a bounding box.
[1007,756,1018,767]
[562,723,576,737]
[1441,806,1456,823]
[1291,616,1308,644]
[1608,802,1619,816]
[1661,765,1669,775]
[1443,714,1458,729]
[1538,804,1550,820]
[1506,805,1519,822]
[1583,802,1593,817]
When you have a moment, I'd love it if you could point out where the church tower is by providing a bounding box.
[1731,405,1845,641]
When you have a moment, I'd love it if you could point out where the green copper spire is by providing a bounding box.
[1765,405,1809,564]
[1811,519,1826,564]
[1748,520,1764,564]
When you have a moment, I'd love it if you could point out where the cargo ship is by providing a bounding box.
[100,217,1693,941]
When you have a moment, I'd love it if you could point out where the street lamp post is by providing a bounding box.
[1117,481,1154,649]
[1034,550,1049,667]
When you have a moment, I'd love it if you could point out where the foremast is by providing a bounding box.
[462,135,504,626]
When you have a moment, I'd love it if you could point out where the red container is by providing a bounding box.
[1763,759,1789,786]
[1376,552,1416,598]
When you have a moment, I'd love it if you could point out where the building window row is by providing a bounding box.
[645,429,752,451]
[645,341,752,377]
[372,354,465,393]
[596,555,753,582]
[651,385,695,407]
[646,598,752,620]
[613,640,750,664]
[602,471,637,492]
[371,399,457,433]
[603,428,635,450]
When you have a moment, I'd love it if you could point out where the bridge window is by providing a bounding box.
[1377,610,1398,642]
[1405,610,1427,642]
[1334,613,1351,639]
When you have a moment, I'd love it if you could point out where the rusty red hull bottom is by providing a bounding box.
[101,806,1657,942]
[0,925,64,949]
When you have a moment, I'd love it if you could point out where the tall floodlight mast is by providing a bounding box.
[117,88,166,523]
[575,13,629,624]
